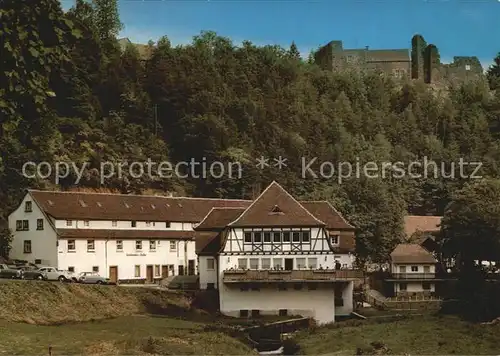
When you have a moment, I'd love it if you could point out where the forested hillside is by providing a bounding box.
[1,0,500,262]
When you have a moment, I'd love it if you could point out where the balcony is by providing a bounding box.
[387,273,436,280]
[222,269,364,283]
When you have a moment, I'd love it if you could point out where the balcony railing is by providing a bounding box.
[389,273,436,280]
[223,269,364,283]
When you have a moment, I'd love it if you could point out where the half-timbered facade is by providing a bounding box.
[196,181,361,324]
[8,190,250,283]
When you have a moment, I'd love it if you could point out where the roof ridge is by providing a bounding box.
[28,189,252,202]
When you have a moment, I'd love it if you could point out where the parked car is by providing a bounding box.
[77,272,111,284]
[37,267,74,282]
[20,267,47,280]
[0,264,23,279]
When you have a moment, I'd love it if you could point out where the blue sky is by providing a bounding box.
[60,0,500,69]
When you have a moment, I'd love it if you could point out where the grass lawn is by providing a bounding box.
[294,314,500,355]
[0,315,257,355]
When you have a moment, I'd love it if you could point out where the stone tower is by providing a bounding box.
[411,34,426,80]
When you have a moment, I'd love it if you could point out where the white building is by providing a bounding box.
[8,190,250,283]
[385,243,439,297]
[195,181,362,325]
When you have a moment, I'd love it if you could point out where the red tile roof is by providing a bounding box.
[29,190,251,222]
[56,229,196,240]
[404,215,442,237]
[390,244,437,264]
[299,201,354,230]
[195,231,223,255]
[228,181,325,227]
[195,208,246,231]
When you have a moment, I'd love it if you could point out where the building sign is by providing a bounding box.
[126,253,146,257]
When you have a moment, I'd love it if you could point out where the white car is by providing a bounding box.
[37,267,74,282]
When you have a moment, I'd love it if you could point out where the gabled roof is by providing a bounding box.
[195,231,223,255]
[195,207,246,231]
[404,215,442,237]
[390,243,437,264]
[28,190,251,223]
[299,201,354,230]
[228,181,325,227]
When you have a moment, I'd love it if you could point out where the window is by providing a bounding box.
[36,219,44,230]
[84,220,89,227]
[331,235,339,245]
[146,221,151,227]
[68,266,75,272]
[165,222,171,228]
[244,232,252,243]
[87,240,95,252]
[155,265,160,276]
[302,231,310,242]
[283,232,291,242]
[238,258,248,269]
[399,283,407,291]
[116,240,123,251]
[465,64,471,71]
[249,258,259,270]
[411,266,418,272]
[92,266,99,272]
[292,232,300,242]
[296,258,306,269]
[112,220,117,227]
[170,241,176,251]
[424,266,431,273]
[22,220,29,231]
[253,232,262,243]
[68,240,75,251]
[16,220,22,231]
[25,201,32,212]
[422,282,431,290]
[261,258,271,269]
[134,265,141,277]
[239,310,249,317]
[207,283,215,290]
[35,259,42,265]
[149,240,156,251]
[66,220,72,226]
[23,240,32,253]
[273,231,281,243]
[308,257,318,269]
[207,258,215,270]
[263,232,271,243]
[273,258,282,269]
[251,309,260,317]
[399,265,406,273]
[131,221,137,227]
[279,309,288,316]
[135,240,142,251]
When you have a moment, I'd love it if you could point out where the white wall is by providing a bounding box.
[394,282,435,294]
[199,256,218,289]
[335,281,354,316]
[391,263,435,274]
[219,284,336,324]
[8,192,58,266]
[57,238,196,279]
[55,219,192,231]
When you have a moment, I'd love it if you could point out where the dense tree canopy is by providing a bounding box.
[0,0,499,262]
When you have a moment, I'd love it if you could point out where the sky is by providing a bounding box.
[60,0,500,69]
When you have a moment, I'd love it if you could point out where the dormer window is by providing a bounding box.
[25,201,32,212]
[165,222,171,228]
[269,205,284,215]
[131,221,137,228]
